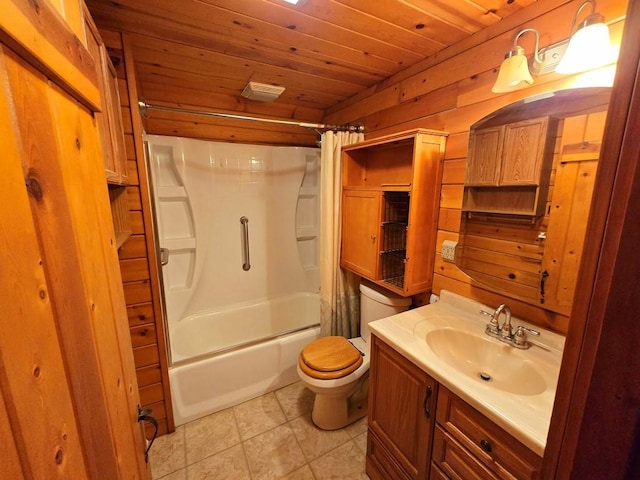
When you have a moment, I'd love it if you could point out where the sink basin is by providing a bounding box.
[425,328,547,396]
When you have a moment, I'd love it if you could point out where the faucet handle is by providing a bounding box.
[513,325,540,348]
[516,325,540,336]
[481,310,500,335]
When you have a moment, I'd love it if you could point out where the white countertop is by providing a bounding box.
[368,290,564,457]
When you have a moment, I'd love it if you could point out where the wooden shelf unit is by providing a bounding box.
[340,129,447,296]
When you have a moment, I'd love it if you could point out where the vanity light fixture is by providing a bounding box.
[555,0,617,74]
[491,28,542,93]
[492,0,617,94]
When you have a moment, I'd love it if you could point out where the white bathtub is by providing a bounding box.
[169,292,320,425]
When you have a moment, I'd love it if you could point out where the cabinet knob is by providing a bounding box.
[479,439,493,453]
[370,234,376,242]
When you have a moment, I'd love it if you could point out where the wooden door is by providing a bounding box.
[0,66,90,478]
[0,1,151,477]
[341,190,380,278]
[0,42,151,480]
[540,146,599,312]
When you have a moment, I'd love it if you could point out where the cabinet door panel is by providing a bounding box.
[368,336,435,480]
[500,118,549,185]
[340,190,380,278]
[465,126,503,186]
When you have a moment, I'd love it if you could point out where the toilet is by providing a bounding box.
[297,280,412,430]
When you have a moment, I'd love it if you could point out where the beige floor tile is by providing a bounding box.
[187,444,251,480]
[243,424,307,480]
[354,431,368,455]
[345,416,368,438]
[274,381,315,420]
[149,426,186,479]
[289,413,352,461]
[234,392,287,440]
[309,440,368,479]
[185,408,241,465]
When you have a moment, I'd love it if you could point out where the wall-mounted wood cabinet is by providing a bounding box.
[455,90,610,318]
[84,8,128,186]
[463,117,558,216]
[85,9,131,248]
[341,129,447,296]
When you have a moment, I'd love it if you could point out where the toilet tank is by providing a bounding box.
[359,280,412,341]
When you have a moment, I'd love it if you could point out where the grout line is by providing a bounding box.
[181,427,187,479]
[230,405,255,479]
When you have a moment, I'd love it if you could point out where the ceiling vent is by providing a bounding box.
[241,82,285,102]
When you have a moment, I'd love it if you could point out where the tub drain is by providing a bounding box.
[478,372,492,382]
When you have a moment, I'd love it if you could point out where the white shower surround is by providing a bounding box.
[146,135,321,424]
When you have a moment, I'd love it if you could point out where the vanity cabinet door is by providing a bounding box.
[367,335,437,480]
[340,189,380,278]
[435,387,542,480]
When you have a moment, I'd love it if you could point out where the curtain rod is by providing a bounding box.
[138,100,364,133]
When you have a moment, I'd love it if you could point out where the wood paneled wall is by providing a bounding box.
[100,28,175,437]
[326,0,627,333]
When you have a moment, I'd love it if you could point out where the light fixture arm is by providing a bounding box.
[512,28,542,65]
[569,0,599,35]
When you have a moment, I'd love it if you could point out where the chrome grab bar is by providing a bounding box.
[240,216,251,271]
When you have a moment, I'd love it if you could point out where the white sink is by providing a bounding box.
[367,290,565,456]
[425,328,547,396]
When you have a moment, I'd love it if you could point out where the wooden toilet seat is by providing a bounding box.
[298,336,363,380]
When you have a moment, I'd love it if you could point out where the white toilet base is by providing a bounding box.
[310,375,369,430]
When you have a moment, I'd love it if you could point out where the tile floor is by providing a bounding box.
[149,381,370,479]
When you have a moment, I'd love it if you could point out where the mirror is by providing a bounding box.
[455,88,611,317]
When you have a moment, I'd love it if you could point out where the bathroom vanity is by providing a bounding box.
[365,291,563,480]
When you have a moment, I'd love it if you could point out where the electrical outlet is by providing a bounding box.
[441,240,457,262]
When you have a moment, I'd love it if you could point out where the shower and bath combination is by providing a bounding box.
[145,134,321,425]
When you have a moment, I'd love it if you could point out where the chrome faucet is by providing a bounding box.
[494,304,512,339]
[480,303,539,349]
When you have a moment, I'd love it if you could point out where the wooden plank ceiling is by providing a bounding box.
[86,0,533,142]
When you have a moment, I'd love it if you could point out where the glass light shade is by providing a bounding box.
[556,22,617,74]
[491,51,534,93]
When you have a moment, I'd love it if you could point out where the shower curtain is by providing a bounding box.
[319,130,365,338]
